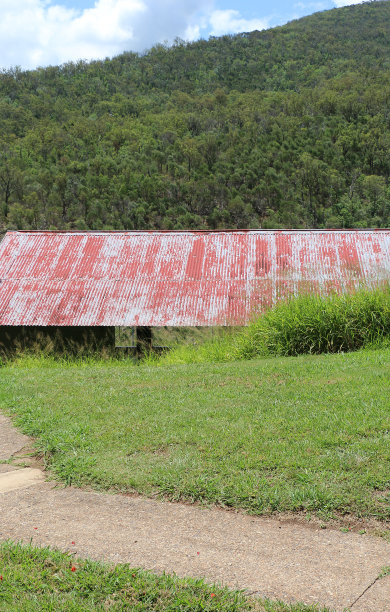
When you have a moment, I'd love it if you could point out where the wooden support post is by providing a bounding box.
[136,326,152,355]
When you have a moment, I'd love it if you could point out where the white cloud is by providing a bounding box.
[209,9,269,36]
[294,2,328,10]
[332,0,365,7]
[0,0,213,69]
[0,0,370,71]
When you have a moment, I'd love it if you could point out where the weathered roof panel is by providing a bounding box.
[0,230,389,327]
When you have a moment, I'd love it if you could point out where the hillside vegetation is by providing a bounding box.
[0,1,389,231]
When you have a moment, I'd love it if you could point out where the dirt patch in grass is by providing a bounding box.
[270,511,390,540]
[10,443,45,471]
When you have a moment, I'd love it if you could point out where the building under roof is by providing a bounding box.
[0,229,390,350]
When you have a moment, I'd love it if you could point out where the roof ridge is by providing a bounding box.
[6,228,390,235]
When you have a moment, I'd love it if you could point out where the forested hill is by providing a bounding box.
[0,1,389,232]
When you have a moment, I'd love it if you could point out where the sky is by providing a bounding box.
[0,0,366,70]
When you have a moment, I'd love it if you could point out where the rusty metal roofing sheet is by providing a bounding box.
[0,230,389,327]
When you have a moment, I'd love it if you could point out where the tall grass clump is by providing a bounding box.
[2,351,135,370]
[0,339,137,369]
[237,285,390,359]
[154,330,238,365]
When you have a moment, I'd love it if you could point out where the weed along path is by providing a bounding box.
[0,415,389,611]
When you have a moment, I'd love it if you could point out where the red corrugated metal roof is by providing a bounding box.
[0,230,389,327]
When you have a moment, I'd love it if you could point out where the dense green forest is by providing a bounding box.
[0,1,389,231]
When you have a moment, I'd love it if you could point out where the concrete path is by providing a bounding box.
[0,414,389,611]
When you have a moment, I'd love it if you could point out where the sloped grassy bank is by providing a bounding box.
[1,348,389,520]
[158,287,390,365]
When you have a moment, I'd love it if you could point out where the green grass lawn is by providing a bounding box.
[1,348,390,520]
[0,542,327,612]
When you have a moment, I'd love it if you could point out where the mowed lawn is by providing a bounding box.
[1,348,390,519]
